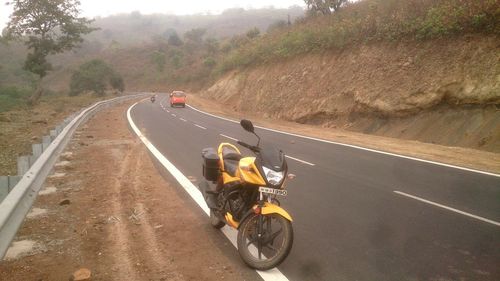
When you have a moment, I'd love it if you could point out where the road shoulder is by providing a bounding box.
[0,100,257,281]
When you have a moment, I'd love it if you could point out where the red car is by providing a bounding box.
[170,91,186,108]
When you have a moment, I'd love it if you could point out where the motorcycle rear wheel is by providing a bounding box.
[237,213,293,270]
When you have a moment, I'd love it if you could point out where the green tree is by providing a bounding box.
[109,73,125,93]
[5,0,95,104]
[151,51,166,72]
[267,20,288,33]
[184,28,206,44]
[304,0,349,15]
[205,37,219,55]
[246,27,260,39]
[203,57,216,68]
[69,59,124,96]
[167,31,183,46]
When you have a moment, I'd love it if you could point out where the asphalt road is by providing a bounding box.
[129,96,500,281]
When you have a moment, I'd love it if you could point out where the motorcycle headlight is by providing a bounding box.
[262,167,284,186]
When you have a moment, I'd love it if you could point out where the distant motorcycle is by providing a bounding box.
[150,96,156,103]
[200,119,294,270]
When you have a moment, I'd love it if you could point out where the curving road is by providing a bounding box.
[129,96,500,281]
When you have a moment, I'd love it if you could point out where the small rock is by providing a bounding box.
[86,135,94,139]
[39,186,57,195]
[59,199,71,206]
[32,120,47,125]
[70,268,91,281]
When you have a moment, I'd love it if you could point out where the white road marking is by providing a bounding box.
[171,114,176,117]
[285,155,315,166]
[220,134,239,141]
[166,110,170,113]
[194,124,207,130]
[186,104,500,178]
[180,118,187,122]
[394,191,500,227]
[127,102,290,281]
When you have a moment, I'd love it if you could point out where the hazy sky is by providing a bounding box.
[1,0,305,30]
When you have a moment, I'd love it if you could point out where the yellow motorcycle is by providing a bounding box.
[200,119,293,270]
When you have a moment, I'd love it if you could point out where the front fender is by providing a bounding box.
[238,202,293,229]
[261,202,293,222]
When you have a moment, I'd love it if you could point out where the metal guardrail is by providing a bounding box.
[0,93,147,259]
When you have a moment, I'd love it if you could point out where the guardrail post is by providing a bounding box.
[8,176,21,192]
[0,177,8,202]
[42,136,51,151]
[55,125,62,135]
[17,156,29,176]
[50,129,57,141]
[32,143,42,158]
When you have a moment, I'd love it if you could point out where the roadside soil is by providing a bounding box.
[0,94,107,176]
[187,94,500,174]
[0,100,256,281]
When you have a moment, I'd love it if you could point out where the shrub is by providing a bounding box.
[0,85,32,112]
[69,59,125,96]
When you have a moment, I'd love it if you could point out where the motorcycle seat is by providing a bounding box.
[222,146,242,161]
[224,159,239,177]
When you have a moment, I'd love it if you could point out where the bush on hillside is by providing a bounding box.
[0,85,33,112]
[218,0,499,72]
[69,59,125,96]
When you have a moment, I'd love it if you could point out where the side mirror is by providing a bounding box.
[169,93,173,97]
[240,119,254,133]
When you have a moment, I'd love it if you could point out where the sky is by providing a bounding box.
[1,0,305,31]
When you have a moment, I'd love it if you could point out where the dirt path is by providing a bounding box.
[0,100,257,281]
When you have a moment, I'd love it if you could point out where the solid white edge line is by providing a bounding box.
[285,155,315,166]
[220,134,239,141]
[186,104,500,178]
[127,102,290,281]
[393,191,500,227]
[194,124,207,130]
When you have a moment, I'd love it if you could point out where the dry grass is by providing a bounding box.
[0,93,107,175]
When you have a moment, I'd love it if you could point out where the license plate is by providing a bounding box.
[259,186,287,196]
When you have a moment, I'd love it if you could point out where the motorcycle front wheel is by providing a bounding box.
[237,213,293,270]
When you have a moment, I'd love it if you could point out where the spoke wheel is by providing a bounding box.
[237,213,293,270]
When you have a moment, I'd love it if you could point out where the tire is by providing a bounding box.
[181,104,185,108]
[237,213,293,270]
[210,210,225,229]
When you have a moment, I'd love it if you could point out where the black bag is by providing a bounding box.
[202,148,219,182]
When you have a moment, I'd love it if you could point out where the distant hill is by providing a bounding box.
[0,7,304,89]
[86,7,304,46]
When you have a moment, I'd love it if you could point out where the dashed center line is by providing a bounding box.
[285,155,315,166]
[194,124,207,130]
[220,134,239,141]
[171,114,176,117]
[394,191,500,227]
[180,118,187,122]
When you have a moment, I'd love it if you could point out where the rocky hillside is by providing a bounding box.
[198,35,500,152]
